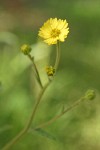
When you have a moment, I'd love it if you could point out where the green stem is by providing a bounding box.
[2,82,51,150]
[35,97,85,130]
[54,41,60,71]
[28,54,43,89]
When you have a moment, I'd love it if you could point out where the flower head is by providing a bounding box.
[38,18,69,45]
[20,44,32,55]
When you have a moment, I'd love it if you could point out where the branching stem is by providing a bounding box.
[2,42,61,149]
[2,82,51,150]
[35,97,85,130]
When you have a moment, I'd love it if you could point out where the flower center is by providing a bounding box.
[51,29,61,38]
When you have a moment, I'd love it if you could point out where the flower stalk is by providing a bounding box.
[35,98,84,130]
[54,41,60,71]
[27,54,43,89]
[35,89,95,130]
[2,81,51,150]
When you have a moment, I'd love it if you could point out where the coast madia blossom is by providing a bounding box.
[38,18,69,45]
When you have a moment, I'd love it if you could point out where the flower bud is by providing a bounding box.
[46,66,55,76]
[84,90,95,100]
[20,44,32,55]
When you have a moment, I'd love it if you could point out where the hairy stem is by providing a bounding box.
[28,54,43,89]
[54,41,60,71]
[2,82,51,150]
[35,97,85,130]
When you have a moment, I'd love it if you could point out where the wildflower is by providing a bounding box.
[20,44,32,55]
[46,66,55,76]
[38,18,69,45]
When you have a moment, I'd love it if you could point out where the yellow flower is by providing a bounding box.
[38,18,69,45]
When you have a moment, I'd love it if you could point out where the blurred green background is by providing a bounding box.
[0,0,100,149]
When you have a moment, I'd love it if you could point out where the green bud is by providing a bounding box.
[20,44,32,55]
[84,90,95,100]
[46,66,55,76]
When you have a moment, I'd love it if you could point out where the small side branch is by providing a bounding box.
[35,97,85,130]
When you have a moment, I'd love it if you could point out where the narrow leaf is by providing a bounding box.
[30,128,57,141]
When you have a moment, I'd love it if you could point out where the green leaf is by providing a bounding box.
[61,104,65,113]
[0,125,12,134]
[30,128,57,141]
